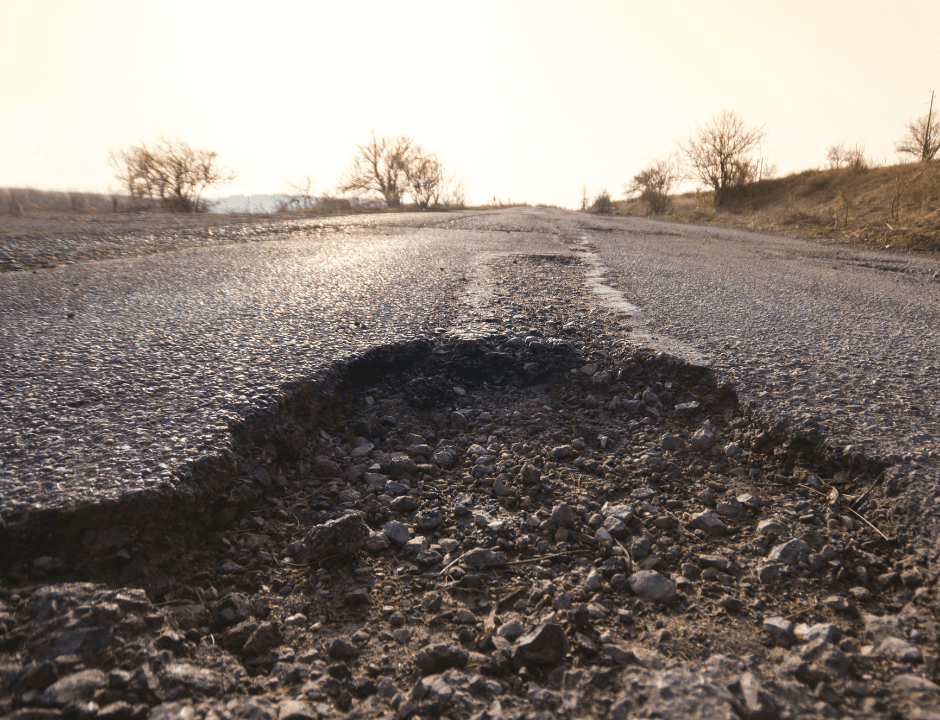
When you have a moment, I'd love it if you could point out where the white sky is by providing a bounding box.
[2,0,938,208]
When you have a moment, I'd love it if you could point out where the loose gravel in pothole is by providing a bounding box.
[1,254,938,720]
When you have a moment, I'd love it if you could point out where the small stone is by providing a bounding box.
[97,701,134,720]
[416,549,443,568]
[890,674,940,692]
[302,514,369,561]
[796,623,842,644]
[351,443,374,458]
[698,554,730,571]
[551,445,576,460]
[363,473,387,490]
[404,536,429,555]
[420,675,455,702]
[756,518,788,537]
[40,669,108,707]
[688,511,728,534]
[757,563,786,584]
[278,700,318,720]
[493,475,514,497]
[719,595,744,612]
[764,617,795,647]
[602,503,635,523]
[602,644,635,665]
[824,595,851,612]
[716,500,743,518]
[455,609,477,624]
[329,637,361,661]
[680,563,701,580]
[243,621,282,655]
[383,521,409,545]
[415,643,469,674]
[390,495,418,512]
[385,480,409,495]
[584,570,604,591]
[498,619,524,641]
[160,664,222,698]
[690,428,714,451]
[675,401,701,416]
[768,539,809,566]
[740,671,781,719]
[520,463,541,484]
[551,503,576,528]
[365,531,390,552]
[407,444,433,458]
[512,624,570,667]
[877,636,922,663]
[661,434,685,451]
[628,571,677,604]
[460,548,506,569]
[431,449,455,468]
[594,527,613,543]
[415,509,442,531]
[312,457,341,478]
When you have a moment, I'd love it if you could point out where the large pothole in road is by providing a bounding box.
[2,333,936,720]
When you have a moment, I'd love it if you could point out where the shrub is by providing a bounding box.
[591,189,613,214]
[626,156,679,215]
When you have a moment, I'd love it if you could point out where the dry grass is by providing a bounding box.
[0,187,155,215]
[609,161,940,253]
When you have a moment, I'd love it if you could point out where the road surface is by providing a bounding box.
[2,208,938,537]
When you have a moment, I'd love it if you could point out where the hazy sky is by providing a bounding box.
[2,0,938,207]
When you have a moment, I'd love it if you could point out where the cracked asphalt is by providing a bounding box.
[1,207,938,543]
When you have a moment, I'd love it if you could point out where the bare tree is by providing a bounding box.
[826,143,848,169]
[407,154,467,209]
[826,143,868,170]
[440,174,467,208]
[626,155,680,214]
[338,131,415,207]
[678,109,766,205]
[339,132,466,209]
[405,151,445,209]
[895,91,939,161]
[277,176,319,212]
[108,136,237,213]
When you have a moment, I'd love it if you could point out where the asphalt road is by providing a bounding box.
[2,208,938,538]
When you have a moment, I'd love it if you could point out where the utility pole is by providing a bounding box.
[923,90,934,161]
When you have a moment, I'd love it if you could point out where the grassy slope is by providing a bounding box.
[610,161,940,253]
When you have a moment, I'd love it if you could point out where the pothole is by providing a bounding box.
[2,328,934,720]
